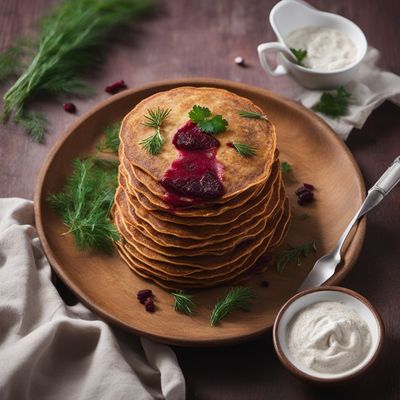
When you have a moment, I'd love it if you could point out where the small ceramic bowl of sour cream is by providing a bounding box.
[257,0,368,89]
[273,286,384,384]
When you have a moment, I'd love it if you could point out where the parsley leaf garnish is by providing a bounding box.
[312,87,351,118]
[189,105,228,134]
[290,48,307,66]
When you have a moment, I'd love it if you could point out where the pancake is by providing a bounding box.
[115,179,284,249]
[114,199,291,289]
[120,87,276,201]
[117,165,280,240]
[112,87,290,289]
[120,149,267,215]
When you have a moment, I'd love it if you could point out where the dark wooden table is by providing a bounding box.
[1,0,400,398]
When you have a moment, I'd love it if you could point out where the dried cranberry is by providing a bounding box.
[144,297,155,312]
[63,103,76,113]
[295,186,310,196]
[303,183,315,191]
[297,190,314,205]
[173,121,219,150]
[137,289,153,304]
[105,80,127,94]
[226,142,235,148]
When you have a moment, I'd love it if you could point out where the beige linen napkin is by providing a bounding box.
[0,198,185,400]
[296,47,400,140]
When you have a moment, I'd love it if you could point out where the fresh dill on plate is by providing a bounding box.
[48,157,119,252]
[276,241,317,273]
[140,107,172,155]
[210,287,255,326]
[238,110,268,120]
[97,122,121,153]
[230,142,257,158]
[172,290,195,315]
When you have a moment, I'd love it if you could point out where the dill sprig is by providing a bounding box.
[97,122,121,153]
[140,107,171,155]
[48,157,119,252]
[13,111,48,142]
[188,105,228,134]
[276,241,317,273]
[238,110,268,120]
[290,48,307,66]
[231,142,257,158]
[210,287,255,326]
[312,87,351,118]
[1,0,153,141]
[172,290,195,315]
[0,38,36,83]
[281,161,293,174]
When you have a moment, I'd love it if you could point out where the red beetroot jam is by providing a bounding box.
[173,121,219,150]
[161,121,225,207]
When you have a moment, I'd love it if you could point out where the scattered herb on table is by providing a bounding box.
[228,141,257,158]
[281,161,293,174]
[276,241,317,273]
[0,0,153,142]
[238,110,268,120]
[97,122,121,153]
[140,107,171,155]
[48,157,119,252]
[172,290,195,315]
[290,48,307,66]
[312,87,351,118]
[188,105,228,134]
[210,287,255,326]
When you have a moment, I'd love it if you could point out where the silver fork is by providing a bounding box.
[298,156,400,292]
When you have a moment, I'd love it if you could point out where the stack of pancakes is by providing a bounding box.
[113,87,290,289]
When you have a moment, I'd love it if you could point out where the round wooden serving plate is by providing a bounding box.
[34,78,366,346]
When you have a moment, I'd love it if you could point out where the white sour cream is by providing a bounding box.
[286,27,357,71]
[287,301,372,374]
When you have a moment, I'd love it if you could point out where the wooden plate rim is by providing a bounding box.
[34,77,366,346]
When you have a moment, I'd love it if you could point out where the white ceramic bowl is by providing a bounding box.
[273,286,384,383]
[257,0,368,89]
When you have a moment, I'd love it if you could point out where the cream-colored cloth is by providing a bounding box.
[297,47,400,140]
[0,198,185,400]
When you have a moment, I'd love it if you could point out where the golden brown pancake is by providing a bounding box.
[120,87,276,200]
[117,166,280,240]
[114,198,291,289]
[112,87,290,289]
[115,179,284,249]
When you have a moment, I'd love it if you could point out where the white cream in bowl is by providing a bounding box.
[286,27,358,72]
[287,300,372,374]
[273,287,384,382]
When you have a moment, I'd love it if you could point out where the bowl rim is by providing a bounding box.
[269,0,368,75]
[273,286,384,383]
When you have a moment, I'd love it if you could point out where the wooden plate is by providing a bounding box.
[34,78,366,346]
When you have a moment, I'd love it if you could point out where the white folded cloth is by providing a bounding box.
[0,198,185,400]
[294,47,400,140]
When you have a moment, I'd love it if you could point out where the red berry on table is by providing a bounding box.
[63,103,76,113]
